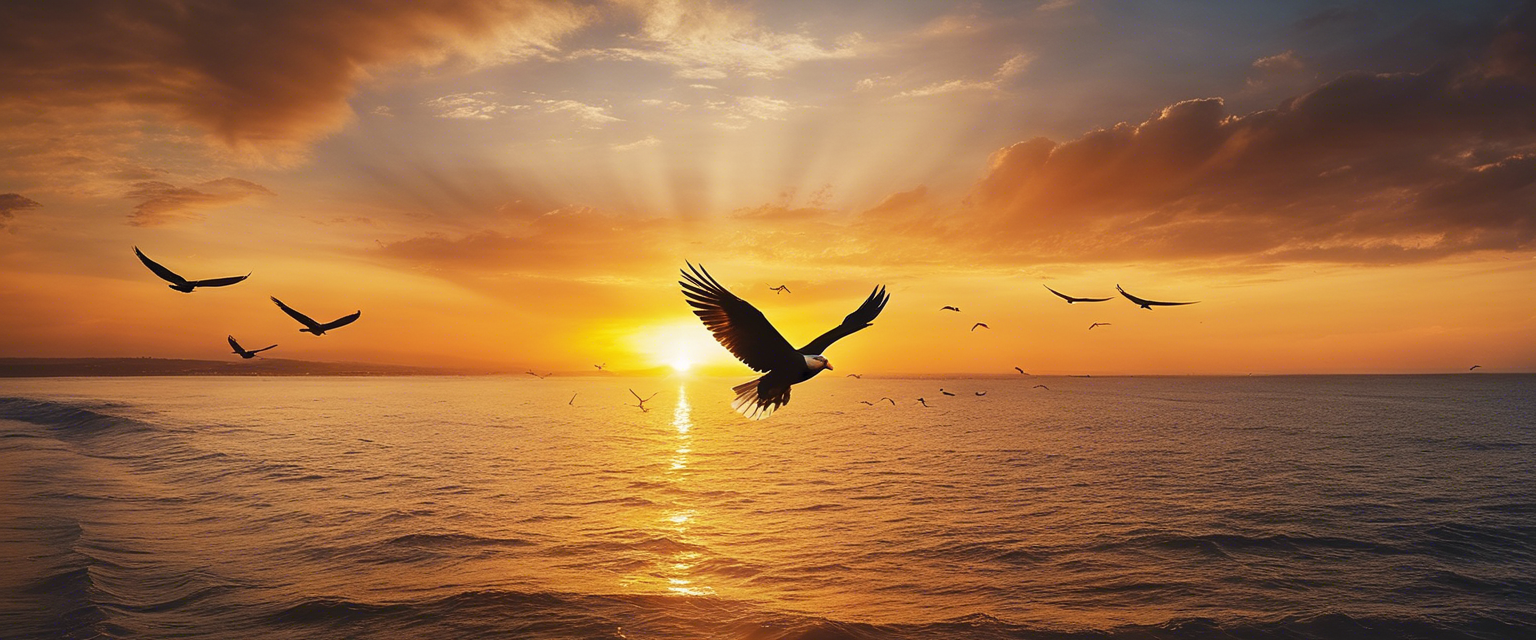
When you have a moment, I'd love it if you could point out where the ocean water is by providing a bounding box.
[1,375,1532,639]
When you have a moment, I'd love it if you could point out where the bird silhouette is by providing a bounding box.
[975,391,987,396]
[1033,384,1049,390]
[940,388,956,396]
[846,373,862,379]
[1469,365,1482,371]
[1117,284,1198,309]
[135,247,248,293]
[880,397,896,405]
[917,398,930,407]
[227,335,276,359]
[1014,367,1030,375]
[1043,285,1111,304]
[859,400,875,406]
[1089,322,1112,330]
[940,306,961,312]
[568,393,577,406]
[271,297,360,335]
[768,285,791,294]
[971,323,989,331]
[526,371,552,379]
[629,389,659,410]
[594,363,606,370]
[681,263,888,420]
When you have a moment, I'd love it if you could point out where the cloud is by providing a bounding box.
[0,1,594,156]
[126,178,273,226]
[895,53,1032,98]
[579,0,860,79]
[709,95,793,129]
[427,91,528,120]
[538,99,622,127]
[971,13,1536,264]
[0,193,42,229]
[612,135,661,151]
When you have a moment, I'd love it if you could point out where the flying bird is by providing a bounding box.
[1043,285,1111,304]
[568,393,577,406]
[1117,284,1199,310]
[629,389,658,410]
[940,389,956,396]
[971,323,989,331]
[1089,322,1112,330]
[134,247,248,293]
[846,373,862,379]
[859,400,875,406]
[594,363,606,371]
[940,306,961,312]
[768,285,792,294]
[880,397,896,405]
[917,398,931,407]
[227,335,276,359]
[1033,384,1049,390]
[1014,367,1030,375]
[526,371,552,379]
[1469,365,1481,371]
[975,391,987,396]
[680,263,889,420]
[271,297,360,335]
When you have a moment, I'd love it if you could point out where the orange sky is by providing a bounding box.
[1,0,1534,375]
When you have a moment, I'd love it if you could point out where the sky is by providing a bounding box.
[1,0,1534,375]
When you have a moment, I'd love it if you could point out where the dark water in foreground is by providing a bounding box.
[1,375,1532,639]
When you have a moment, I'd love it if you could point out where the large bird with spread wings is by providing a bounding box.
[227,335,276,359]
[271,297,361,335]
[680,263,889,420]
[134,247,248,293]
[1117,284,1199,310]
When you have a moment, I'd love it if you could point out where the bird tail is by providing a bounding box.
[730,376,790,420]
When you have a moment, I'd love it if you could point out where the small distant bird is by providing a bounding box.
[940,389,956,396]
[227,335,276,359]
[917,398,930,407]
[768,285,791,294]
[1043,285,1111,304]
[975,391,986,396]
[594,363,606,371]
[1117,284,1198,310]
[846,373,862,379]
[526,371,552,379]
[880,397,896,405]
[1014,367,1030,375]
[568,393,577,406]
[1089,322,1112,330]
[271,297,361,335]
[1033,384,1049,390]
[859,400,875,406]
[681,263,888,419]
[940,306,961,312]
[971,323,989,331]
[629,389,658,410]
[134,247,248,293]
[1469,365,1481,371]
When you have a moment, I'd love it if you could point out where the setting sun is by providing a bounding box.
[669,355,694,374]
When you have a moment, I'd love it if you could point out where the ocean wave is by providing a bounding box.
[0,397,153,435]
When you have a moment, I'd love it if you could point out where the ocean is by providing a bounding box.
[1,375,1532,639]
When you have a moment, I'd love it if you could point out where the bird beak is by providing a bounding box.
[825,363,834,371]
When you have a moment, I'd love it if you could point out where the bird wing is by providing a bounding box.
[680,263,802,373]
[1043,285,1073,302]
[227,335,243,352]
[251,345,278,354]
[798,285,890,356]
[318,311,361,331]
[187,273,249,288]
[271,297,322,331]
[134,247,187,285]
[1118,284,1196,306]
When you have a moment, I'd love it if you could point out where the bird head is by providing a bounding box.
[806,354,832,371]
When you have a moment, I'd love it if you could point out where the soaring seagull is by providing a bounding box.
[1469,365,1482,371]
[134,247,248,293]
[1089,322,1112,330]
[680,263,889,420]
[971,323,989,331]
[271,297,361,335]
[1117,284,1199,310]
[940,306,961,312]
[768,285,792,294]
[227,335,276,359]
[629,389,658,411]
[846,373,863,379]
[1033,384,1050,390]
[880,397,896,405]
[917,398,931,407]
[1014,367,1030,375]
[1043,285,1111,304]
[940,388,957,396]
[975,391,987,396]
[526,371,552,379]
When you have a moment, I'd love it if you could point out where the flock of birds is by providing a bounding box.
[133,247,361,359]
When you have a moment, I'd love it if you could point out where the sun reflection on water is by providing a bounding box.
[652,385,714,596]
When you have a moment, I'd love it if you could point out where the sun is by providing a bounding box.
[670,354,694,374]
